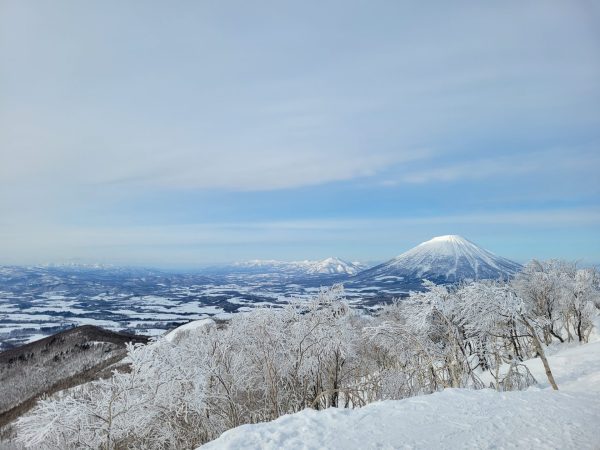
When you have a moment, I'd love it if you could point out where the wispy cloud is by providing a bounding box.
[381,147,600,185]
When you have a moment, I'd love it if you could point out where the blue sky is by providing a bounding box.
[1,0,599,267]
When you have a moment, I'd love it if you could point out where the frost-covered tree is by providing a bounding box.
[567,268,599,342]
[17,324,215,449]
[513,260,570,344]
[457,282,544,390]
[17,286,365,449]
[366,283,482,400]
[514,260,600,344]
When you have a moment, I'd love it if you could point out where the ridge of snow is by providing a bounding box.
[199,336,600,450]
[165,318,215,343]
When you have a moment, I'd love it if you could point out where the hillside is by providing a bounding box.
[0,325,148,428]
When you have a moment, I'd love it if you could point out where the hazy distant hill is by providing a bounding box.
[208,257,366,277]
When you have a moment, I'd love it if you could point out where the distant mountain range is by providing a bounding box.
[206,235,521,286]
[354,235,522,285]
[212,257,366,277]
[4,235,521,287]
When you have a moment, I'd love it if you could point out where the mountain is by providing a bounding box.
[221,257,364,277]
[305,257,364,275]
[355,235,521,285]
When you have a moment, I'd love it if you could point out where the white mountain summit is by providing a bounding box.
[356,235,521,283]
[306,257,363,275]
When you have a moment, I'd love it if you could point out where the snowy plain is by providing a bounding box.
[200,328,600,450]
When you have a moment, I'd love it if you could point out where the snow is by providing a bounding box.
[165,318,215,342]
[199,337,600,450]
[202,389,600,450]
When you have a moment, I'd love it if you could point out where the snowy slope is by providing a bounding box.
[199,337,600,450]
[356,235,521,283]
[164,318,215,343]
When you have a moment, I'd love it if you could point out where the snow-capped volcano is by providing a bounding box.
[356,235,521,283]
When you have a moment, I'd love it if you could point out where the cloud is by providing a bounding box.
[0,1,599,264]
[1,0,598,193]
[382,147,600,185]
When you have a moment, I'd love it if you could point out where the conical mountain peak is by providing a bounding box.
[357,235,521,284]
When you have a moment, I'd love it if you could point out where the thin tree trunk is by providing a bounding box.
[522,317,559,390]
[549,328,565,343]
[577,313,584,342]
[510,328,522,361]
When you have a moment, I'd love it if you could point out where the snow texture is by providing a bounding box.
[200,338,600,450]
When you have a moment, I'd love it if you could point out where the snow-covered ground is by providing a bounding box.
[200,335,600,449]
[164,318,215,342]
